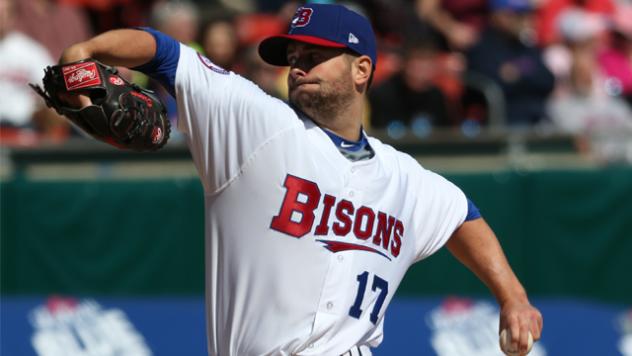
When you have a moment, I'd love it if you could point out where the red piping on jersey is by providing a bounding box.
[316,240,392,261]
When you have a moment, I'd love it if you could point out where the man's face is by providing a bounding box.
[286,42,355,119]
[403,49,437,92]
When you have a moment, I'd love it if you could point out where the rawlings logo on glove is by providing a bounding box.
[30,59,170,151]
[63,62,101,89]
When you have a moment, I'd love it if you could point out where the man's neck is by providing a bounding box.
[304,99,364,141]
[317,119,362,142]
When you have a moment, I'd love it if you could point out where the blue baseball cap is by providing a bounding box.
[258,4,377,68]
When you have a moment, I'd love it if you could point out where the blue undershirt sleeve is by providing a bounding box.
[465,198,482,221]
[131,27,179,97]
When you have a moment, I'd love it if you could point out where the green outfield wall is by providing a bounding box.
[2,167,631,303]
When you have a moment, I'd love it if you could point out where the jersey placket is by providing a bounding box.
[308,165,367,351]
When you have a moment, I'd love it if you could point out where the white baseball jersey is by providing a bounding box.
[138,29,469,356]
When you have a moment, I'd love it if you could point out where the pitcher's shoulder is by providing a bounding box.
[367,136,428,172]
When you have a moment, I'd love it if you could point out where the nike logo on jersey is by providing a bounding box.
[270,174,403,259]
[340,142,355,148]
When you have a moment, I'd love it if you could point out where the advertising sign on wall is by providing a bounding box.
[1,296,629,355]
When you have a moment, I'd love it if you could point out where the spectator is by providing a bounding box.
[535,0,615,47]
[0,0,69,144]
[150,0,200,47]
[415,0,489,51]
[466,0,555,127]
[546,8,632,163]
[597,3,632,106]
[369,38,453,131]
[543,7,606,98]
[199,13,239,71]
[548,50,632,133]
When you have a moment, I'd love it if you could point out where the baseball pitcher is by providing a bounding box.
[35,4,542,355]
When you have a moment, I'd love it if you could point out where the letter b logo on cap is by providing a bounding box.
[291,7,313,28]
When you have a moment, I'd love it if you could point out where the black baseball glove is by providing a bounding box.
[30,59,170,151]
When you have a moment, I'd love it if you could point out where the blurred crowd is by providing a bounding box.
[1,0,631,162]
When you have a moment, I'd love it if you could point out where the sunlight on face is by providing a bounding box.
[286,42,355,120]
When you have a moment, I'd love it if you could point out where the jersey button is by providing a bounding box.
[348,191,355,197]
[326,302,334,310]
[350,167,356,173]
[337,255,344,262]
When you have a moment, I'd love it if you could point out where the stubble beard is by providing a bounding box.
[289,73,355,124]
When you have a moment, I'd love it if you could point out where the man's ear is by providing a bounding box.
[353,55,373,89]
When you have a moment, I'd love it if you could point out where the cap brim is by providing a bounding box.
[258,34,347,66]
